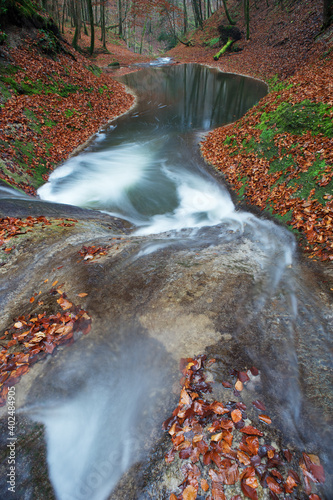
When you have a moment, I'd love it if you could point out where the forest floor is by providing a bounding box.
[0,0,333,261]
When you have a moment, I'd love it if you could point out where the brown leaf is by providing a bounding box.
[235,380,243,391]
[266,476,283,494]
[237,450,251,466]
[240,426,263,436]
[252,400,265,411]
[201,479,209,492]
[211,482,226,500]
[231,409,242,423]
[258,414,271,424]
[284,474,298,494]
[210,401,229,414]
[180,387,192,406]
[182,485,197,500]
[57,296,72,310]
[238,371,250,383]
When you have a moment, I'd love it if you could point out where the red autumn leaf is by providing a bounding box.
[284,474,298,493]
[258,414,271,424]
[179,446,193,459]
[210,401,229,414]
[244,477,259,489]
[241,481,258,500]
[221,381,232,388]
[245,436,259,455]
[252,400,266,411]
[266,476,283,494]
[283,449,293,462]
[238,371,250,383]
[211,481,226,500]
[240,426,263,436]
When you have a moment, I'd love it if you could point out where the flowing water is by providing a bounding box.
[38,63,267,234]
[1,62,332,499]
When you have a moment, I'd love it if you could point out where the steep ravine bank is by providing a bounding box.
[0,27,137,195]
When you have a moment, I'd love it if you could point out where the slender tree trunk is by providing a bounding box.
[192,0,203,28]
[243,0,250,39]
[101,0,107,48]
[183,0,188,34]
[61,0,67,33]
[139,14,148,54]
[207,0,211,18]
[86,0,94,55]
[118,0,123,36]
[72,0,82,49]
[222,0,235,25]
[323,0,333,29]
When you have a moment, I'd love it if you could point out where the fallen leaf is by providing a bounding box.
[231,409,243,423]
[182,485,197,500]
[258,414,271,424]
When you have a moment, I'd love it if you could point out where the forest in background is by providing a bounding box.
[1,0,332,56]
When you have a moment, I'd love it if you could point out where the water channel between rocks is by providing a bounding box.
[0,62,332,499]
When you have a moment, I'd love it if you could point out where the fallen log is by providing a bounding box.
[213,37,234,60]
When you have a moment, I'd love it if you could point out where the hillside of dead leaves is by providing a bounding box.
[0,25,148,195]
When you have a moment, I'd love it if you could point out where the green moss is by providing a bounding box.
[64,108,76,118]
[23,108,42,133]
[288,159,332,205]
[259,100,333,137]
[205,37,220,48]
[268,153,295,174]
[267,74,293,92]
[85,64,102,76]
[237,176,248,198]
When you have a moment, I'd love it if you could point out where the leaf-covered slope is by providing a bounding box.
[0,29,134,194]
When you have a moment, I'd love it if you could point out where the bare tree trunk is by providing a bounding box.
[243,0,250,39]
[222,0,235,25]
[183,0,188,34]
[139,14,148,54]
[72,0,82,50]
[86,0,94,55]
[192,0,203,28]
[100,0,107,48]
[323,0,333,29]
[118,0,123,36]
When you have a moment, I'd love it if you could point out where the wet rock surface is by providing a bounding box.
[0,199,332,499]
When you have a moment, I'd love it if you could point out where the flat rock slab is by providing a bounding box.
[0,203,332,499]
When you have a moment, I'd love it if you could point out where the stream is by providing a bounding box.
[0,62,332,499]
